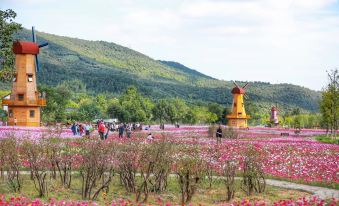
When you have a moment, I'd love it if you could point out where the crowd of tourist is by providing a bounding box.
[71,120,153,141]
[70,123,92,136]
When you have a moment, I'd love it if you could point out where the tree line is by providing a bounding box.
[38,80,227,125]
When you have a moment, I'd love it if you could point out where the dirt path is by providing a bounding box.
[187,174,338,199]
[264,179,338,199]
[217,176,338,199]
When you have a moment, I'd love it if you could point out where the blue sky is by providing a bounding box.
[2,0,339,91]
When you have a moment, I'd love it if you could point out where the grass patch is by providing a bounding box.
[315,134,339,145]
[0,174,311,205]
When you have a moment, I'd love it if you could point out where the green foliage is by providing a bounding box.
[107,100,124,120]
[207,103,224,123]
[59,79,86,93]
[320,69,339,134]
[186,106,218,124]
[315,135,339,145]
[118,86,154,122]
[77,102,102,122]
[152,99,172,124]
[0,9,22,80]
[39,84,72,123]
[0,89,9,120]
[159,60,214,80]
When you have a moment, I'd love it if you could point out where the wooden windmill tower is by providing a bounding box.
[2,27,48,126]
[226,82,250,128]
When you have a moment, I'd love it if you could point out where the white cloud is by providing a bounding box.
[202,26,252,36]
[180,0,266,18]
[123,10,181,31]
[292,0,337,9]
[2,0,339,90]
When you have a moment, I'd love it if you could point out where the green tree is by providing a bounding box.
[40,85,72,122]
[96,94,108,115]
[0,9,22,80]
[119,86,153,122]
[153,99,172,124]
[166,98,189,124]
[291,108,301,116]
[0,108,7,121]
[59,79,86,93]
[183,106,218,124]
[221,107,230,125]
[320,69,339,136]
[107,99,121,118]
[78,102,102,121]
[184,108,199,125]
[207,103,224,122]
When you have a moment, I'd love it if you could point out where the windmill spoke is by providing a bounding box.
[243,82,249,89]
[32,26,36,43]
[233,81,240,88]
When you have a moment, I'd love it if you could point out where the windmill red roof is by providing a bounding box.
[13,41,39,55]
[231,87,246,94]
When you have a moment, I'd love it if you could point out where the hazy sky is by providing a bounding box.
[2,0,339,90]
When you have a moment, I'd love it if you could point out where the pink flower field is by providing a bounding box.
[0,195,337,206]
[0,125,338,205]
[0,125,338,185]
[0,126,77,139]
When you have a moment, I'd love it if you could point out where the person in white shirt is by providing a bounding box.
[85,123,92,136]
[146,133,154,140]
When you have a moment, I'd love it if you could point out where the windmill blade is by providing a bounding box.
[32,26,37,43]
[243,82,249,89]
[244,93,250,99]
[31,26,40,72]
[31,26,48,72]
[35,55,40,72]
[39,42,48,48]
[232,81,240,88]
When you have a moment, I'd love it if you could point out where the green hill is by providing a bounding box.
[159,60,215,80]
[5,29,320,113]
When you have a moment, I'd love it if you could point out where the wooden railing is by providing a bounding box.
[2,97,46,106]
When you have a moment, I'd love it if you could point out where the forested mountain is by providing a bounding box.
[159,61,215,80]
[4,28,320,113]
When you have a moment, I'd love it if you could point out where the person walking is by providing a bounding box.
[104,123,109,140]
[79,124,84,136]
[98,121,105,140]
[127,124,132,138]
[216,125,223,144]
[85,123,91,137]
[75,124,80,136]
[71,123,77,136]
[118,124,125,138]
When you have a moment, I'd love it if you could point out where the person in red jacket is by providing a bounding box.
[98,121,105,140]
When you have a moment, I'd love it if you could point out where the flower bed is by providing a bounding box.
[0,126,337,185]
[0,195,337,206]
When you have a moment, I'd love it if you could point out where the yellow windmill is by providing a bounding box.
[227,82,250,128]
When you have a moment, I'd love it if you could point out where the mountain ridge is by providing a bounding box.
[5,28,321,113]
